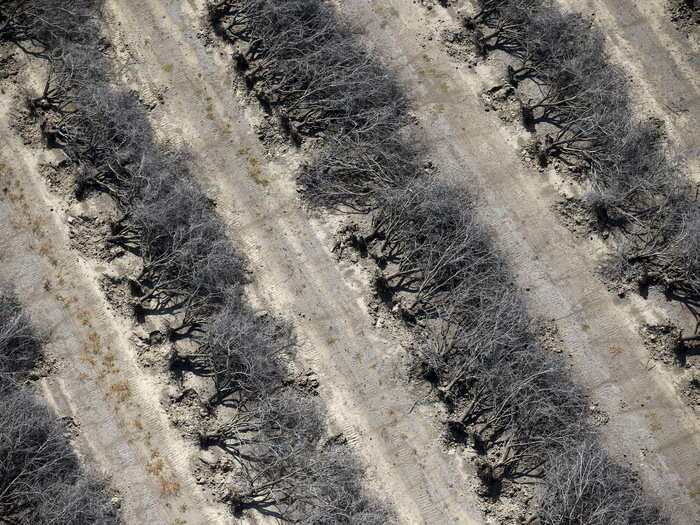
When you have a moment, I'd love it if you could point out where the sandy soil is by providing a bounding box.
[100,1,486,524]
[0,78,233,524]
[337,1,700,523]
[3,0,697,523]
[556,0,700,182]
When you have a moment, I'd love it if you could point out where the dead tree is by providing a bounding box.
[368,177,496,317]
[217,390,322,515]
[299,131,422,211]
[176,290,292,407]
[0,290,42,386]
[0,387,118,524]
[417,298,587,488]
[467,0,545,55]
[200,389,322,458]
[537,439,669,524]
[126,172,247,326]
[0,1,100,54]
[32,473,119,524]
[8,2,392,523]
[0,389,119,524]
[0,291,118,523]
[209,0,407,140]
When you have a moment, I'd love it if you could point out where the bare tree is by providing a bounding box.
[208,0,407,140]
[5,5,393,523]
[204,389,391,523]
[466,0,700,301]
[123,172,248,328]
[0,1,101,54]
[299,131,422,211]
[296,445,393,525]
[33,471,119,525]
[466,0,545,57]
[209,0,419,210]
[0,387,119,524]
[0,291,42,386]
[203,389,322,466]
[367,177,497,317]
[537,438,668,524]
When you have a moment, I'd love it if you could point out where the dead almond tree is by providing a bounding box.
[42,84,153,203]
[0,388,76,518]
[368,177,497,317]
[200,389,322,459]
[501,9,593,88]
[537,439,669,525]
[0,388,119,524]
[216,390,323,515]
[295,445,393,525]
[466,0,545,56]
[8,3,393,523]
[124,172,247,327]
[175,291,292,407]
[0,291,42,386]
[417,301,587,491]
[210,0,419,211]
[32,473,119,525]
[585,120,686,226]
[0,0,100,54]
[467,0,700,302]
[0,291,118,523]
[298,130,421,211]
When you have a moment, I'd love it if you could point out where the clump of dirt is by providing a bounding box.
[10,103,42,145]
[680,371,700,407]
[596,247,647,299]
[331,220,373,263]
[441,27,478,65]
[253,115,295,158]
[284,363,320,395]
[640,323,683,366]
[480,84,521,124]
[534,318,564,354]
[99,272,137,318]
[38,161,75,195]
[472,472,534,525]
[163,385,210,439]
[0,49,21,82]
[640,322,700,409]
[668,0,700,36]
[552,197,599,238]
[520,140,589,181]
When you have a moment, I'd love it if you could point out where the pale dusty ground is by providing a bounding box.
[102,0,485,524]
[340,0,700,523]
[0,88,233,523]
[2,0,698,524]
